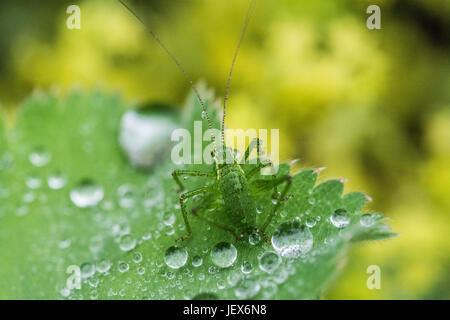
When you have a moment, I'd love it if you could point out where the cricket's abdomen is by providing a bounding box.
[219,165,256,233]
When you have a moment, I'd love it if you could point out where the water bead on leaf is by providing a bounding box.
[360,213,375,227]
[119,107,178,169]
[259,251,281,274]
[47,172,66,190]
[29,147,51,167]
[119,234,136,252]
[164,245,188,269]
[210,242,237,268]
[271,220,313,258]
[241,261,253,274]
[70,179,104,208]
[192,255,203,267]
[330,209,350,228]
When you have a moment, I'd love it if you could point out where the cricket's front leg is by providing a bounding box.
[171,169,215,192]
[176,185,214,242]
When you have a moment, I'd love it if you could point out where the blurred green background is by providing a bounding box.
[0,0,449,299]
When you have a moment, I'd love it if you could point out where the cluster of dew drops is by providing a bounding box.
[23,146,377,300]
[9,110,378,300]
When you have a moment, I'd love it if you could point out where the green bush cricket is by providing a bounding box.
[119,0,292,242]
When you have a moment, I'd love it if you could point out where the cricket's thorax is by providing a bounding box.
[218,164,256,232]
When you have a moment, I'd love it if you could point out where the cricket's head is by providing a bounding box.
[212,143,237,167]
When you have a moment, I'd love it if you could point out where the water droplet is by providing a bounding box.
[360,213,375,227]
[217,280,226,290]
[137,267,146,275]
[142,231,152,240]
[119,234,136,252]
[47,172,66,190]
[80,262,95,278]
[58,239,71,249]
[241,261,253,274]
[271,220,313,258]
[96,259,111,273]
[259,251,281,274]
[163,225,175,236]
[118,261,129,273]
[164,245,188,269]
[70,180,104,208]
[192,255,203,267]
[210,242,237,268]
[60,288,71,297]
[248,232,261,246]
[119,107,178,169]
[308,198,316,205]
[256,205,263,214]
[117,184,137,208]
[305,217,317,228]
[132,252,143,263]
[162,212,175,227]
[29,147,51,167]
[330,209,350,228]
[234,277,260,299]
[23,191,35,203]
[26,176,42,189]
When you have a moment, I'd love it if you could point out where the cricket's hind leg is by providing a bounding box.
[191,212,240,242]
[176,185,214,242]
[172,169,215,192]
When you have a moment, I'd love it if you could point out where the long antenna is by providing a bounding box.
[118,0,214,131]
[221,0,256,145]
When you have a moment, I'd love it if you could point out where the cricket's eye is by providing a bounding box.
[210,150,215,157]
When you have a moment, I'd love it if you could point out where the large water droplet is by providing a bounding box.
[119,107,178,169]
[330,209,350,228]
[360,213,375,227]
[80,262,95,278]
[70,180,104,208]
[210,242,237,268]
[271,221,313,258]
[234,277,260,299]
[29,147,51,167]
[164,245,188,269]
[259,251,281,274]
[119,234,136,252]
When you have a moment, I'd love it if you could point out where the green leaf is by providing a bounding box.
[0,88,396,300]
